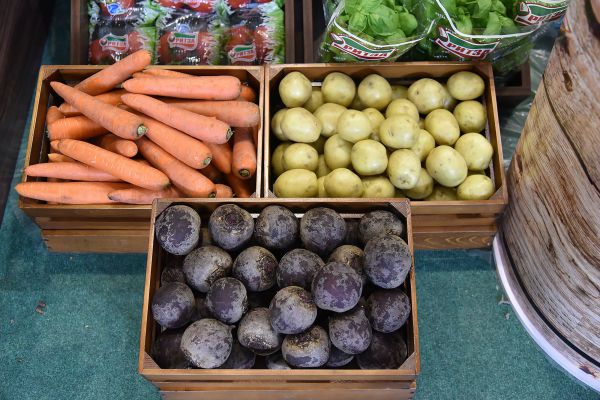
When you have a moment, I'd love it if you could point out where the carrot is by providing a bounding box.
[225,173,254,198]
[26,162,122,182]
[232,127,257,179]
[238,85,257,103]
[143,68,191,78]
[46,106,64,124]
[56,139,170,191]
[121,93,232,144]
[47,115,108,140]
[215,184,233,198]
[251,125,259,148]
[15,181,129,204]
[58,89,125,116]
[108,185,181,204]
[137,137,216,198]
[200,163,224,183]
[50,82,147,140]
[48,153,75,163]
[98,134,138,158]
[205,142,232,174]
[123,75,242,100]
[50,141,60,153]
[75,50,152,95]
[166,100,260,127]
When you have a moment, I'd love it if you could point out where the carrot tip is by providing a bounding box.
[137,125,148,137]
[239,169,250,178]
[203,157,212,166]
[226,129,234,141]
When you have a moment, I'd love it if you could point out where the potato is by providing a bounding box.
[441,83,457,111]
[282,143,319,171]
[425,185,457,201]
[281,107,322,143]
[314,103,347,137]
[379,115,419,149]
[404,168,434,199]
[351,139,388,176]
[271,109,288,141]
[362,176,396,198]
[350,93,366,110]
[274,169,318,198]
[307,135,326,154]
[358,74,393,110]
[317,176,328,197]
[303,87,324,113]
[418,119,424,129]
[322,72,356,107]
[410,129,435,161]
[363,108,385,139]
[447,71,485,100]
[391,84,408,100]
[454,132,493,171]
[454,101,487,133]
[324,134,353,169]
[407,78,445,114]
[337,110,372,143]
[316,155,332,177]
[425,145,468,187]
[424,109,460,146]
[271,142,291,176]
[457,175,494,200]
[385,99,419,121]
[325,168,363,197]
[279,71,312,107]
[387,149,421,189]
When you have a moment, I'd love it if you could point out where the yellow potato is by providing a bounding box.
[404,168,434,200]
[314,103,347,137]
[441,83,458,111]
[271,108,288,141]
[447,71,485,101]
[271,142,291,177]
[324,134,353,169]
[279,71,312,107]
[358,74,393,110]
[379,115,419,149]
[424,109,460,146]
[281,107,322,143]
[274,169,318,198]
[307,135,327,154]
[362,176,396,198]
[453,100,487,133]
[425,145,468,187]
[407,78,445,114]
[418,118,424,129]
[391,84,409,100]
[387,149,421,190]
[322,72,356,107]
[363,108,385,139]
[316,155,332,177]
[337,110,372,143]
[425,185,457,201]
[457,175,494,200]
[351,139,388,176]
[454,132,493,171]
[325,168,363,197]
[410,129,436,161]
[317,176,328,197]
[385,98,419,121]
[302,87,324,113]
[282,143,319,171]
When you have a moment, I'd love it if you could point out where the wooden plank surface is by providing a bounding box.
[42,229,149,253]
[501,0,600,364]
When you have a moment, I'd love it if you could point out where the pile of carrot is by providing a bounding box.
[16,50,260,205]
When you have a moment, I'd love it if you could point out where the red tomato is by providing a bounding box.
[195,31,217,64]
[127,31,143,53]
[99,0,137,16]
[256,0,272,2]
[254,25,271,63]
[182,0,214,12]
[157,0,176,6]
[89,39,112,64]
[224,26,254,65]
[158,33,173,64]
[227,0,251,9]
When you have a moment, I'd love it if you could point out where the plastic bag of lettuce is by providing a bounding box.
[410,0,570,73]
[320,0,434,62]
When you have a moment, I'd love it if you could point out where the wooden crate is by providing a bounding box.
[264,63,508,250]
[19,65,264,253]
[71,0,299,64]
[140,198,419,400]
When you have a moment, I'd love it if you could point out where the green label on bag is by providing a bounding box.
[100,34,128,52]
[434,27,499,59]
[228,44,256,63]
[514,1,568,25]
[168,32,198,51]
[329,32,396,61]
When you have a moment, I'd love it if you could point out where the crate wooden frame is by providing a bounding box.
[263,62,508,250]
[140,198,420,400]
[19,65,264,253]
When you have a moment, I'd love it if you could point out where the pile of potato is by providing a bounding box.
[271,70,496,200]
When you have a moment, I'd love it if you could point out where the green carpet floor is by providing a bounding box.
[0,2,598,399]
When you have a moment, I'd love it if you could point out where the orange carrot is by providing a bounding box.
[107,185,181,204]
[98,134,138,158]
[51,82,147,140]
[47,115,108,140]
[123,75,242,100]
[215,184,233,198]
[143,69,191,78]
[46,106,64,125]
[48,153,75,163]
[136,137,216,198]
[166,100,260,127]
[121,93,232,144]
[200,163,223,183]
[56,139,170,191]
[15,181,129,204]
[75,50,152,95]
[232,127,257,179]
[50,141,60,153]
[26,162,122,182]
[225,173,254,198]
[58,89,125,116]
[238,85,257,103]
[205,142,232,174]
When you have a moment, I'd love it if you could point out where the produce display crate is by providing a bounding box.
[140,198,420,400]
[70,0,300,65]
[264,63,508,250]
[18,65,264,253]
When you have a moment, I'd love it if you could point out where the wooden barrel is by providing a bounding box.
[497,0,600,390]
